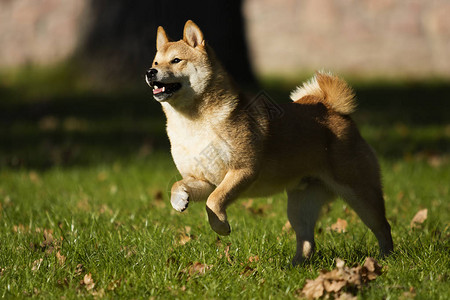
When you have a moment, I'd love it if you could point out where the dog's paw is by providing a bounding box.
[170,187,189,212]
[206,206,231,235]
[211,219,231,236]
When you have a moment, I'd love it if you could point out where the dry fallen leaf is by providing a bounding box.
[336,292,357,300]
[400,287,416,299]
[56,251,66,266]
[91,288,105,298]
[176,227,196,246]
[410,209,428,229]
[301,257,382,299]
[324,279,347,293]
[74,264,84,277]
[240,264,257,277]
[40,229,61,254]
[107,278,122,291]
[99,204,113,216]
[248,255,260,263]
[302,277,325,299]
[362,257,382,280]
[31,259,43,272]
[224,243,233,264]
[82,273,95,291]
[330,218,348,233]
[29,171,41,183]
[120,245,137,258]
[13,224,26,233]
[177,234,192,246]
[186,262,212,276]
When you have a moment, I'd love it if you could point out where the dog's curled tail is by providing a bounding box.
[290,72,356,115]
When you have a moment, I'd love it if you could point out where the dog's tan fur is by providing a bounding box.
[146,20,393,265]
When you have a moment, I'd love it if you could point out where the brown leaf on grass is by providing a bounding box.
[74,264,84,277]
[121,245,137,258]
[29,171,41,184]
[81,273,95,291]
[56,251,66,266]
[31,259,43,272]
[91,288,105,298]
[400,287,416,299]
[336,292,357,300]
[300,257,383,299]
[40,229,60,254]
[330,218,348,233]
[97,171,108,182]
[176,227,196,246]
[56,277,69,288]
[77,197,91,211]
[240,264,257,277]
[239,255,260,277]
[362,257,382,280]
[248,255,260,263]
[324,279,347,293]
[13,224,27,233]
[107,278,122,291]
[177,234,191,246]
[302,277,325,299]
[99,204,113,216]
[42,230,54,245]
[410,209,428,229]
[185,262,212,276]
[224,243,233,264]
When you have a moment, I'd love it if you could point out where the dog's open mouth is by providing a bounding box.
[152,81,182,97]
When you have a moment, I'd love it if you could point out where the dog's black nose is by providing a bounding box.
[146,68,158,79]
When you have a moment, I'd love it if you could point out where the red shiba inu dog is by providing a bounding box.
[145,20,393,265]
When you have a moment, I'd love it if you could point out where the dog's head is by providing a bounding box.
[146,20,212,104]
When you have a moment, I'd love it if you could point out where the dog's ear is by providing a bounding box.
[156,26,169,51]
[183,20,205,48]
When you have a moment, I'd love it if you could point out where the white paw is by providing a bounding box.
[171,187,189,212]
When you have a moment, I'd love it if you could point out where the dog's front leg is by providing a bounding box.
[171,176,215,212]
[206,169,255,235]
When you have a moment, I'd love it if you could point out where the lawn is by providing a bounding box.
[0,68,449,299]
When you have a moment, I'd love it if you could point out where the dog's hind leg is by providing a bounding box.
[334,182,394,257]
[287,179,335,266]
[326,139,394,257]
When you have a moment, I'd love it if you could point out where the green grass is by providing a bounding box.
[0,69,449,298]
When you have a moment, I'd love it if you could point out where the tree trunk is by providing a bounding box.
[77,0,256,89]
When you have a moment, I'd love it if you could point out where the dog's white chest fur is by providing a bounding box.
[163,104,230,186]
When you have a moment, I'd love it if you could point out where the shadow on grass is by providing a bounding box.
[1,81,449,169]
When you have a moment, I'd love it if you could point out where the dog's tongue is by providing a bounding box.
[153,87,165,95]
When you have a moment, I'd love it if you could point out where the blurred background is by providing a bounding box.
[0,0,449,169]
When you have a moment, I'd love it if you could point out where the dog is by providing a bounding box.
[145,20,393,265]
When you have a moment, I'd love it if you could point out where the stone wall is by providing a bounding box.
[0,0,87,67]
[244,0,450,78]
[1,0,449,79]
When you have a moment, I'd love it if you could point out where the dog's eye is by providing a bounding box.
[171,58,181,64]
[154,61,158,66]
